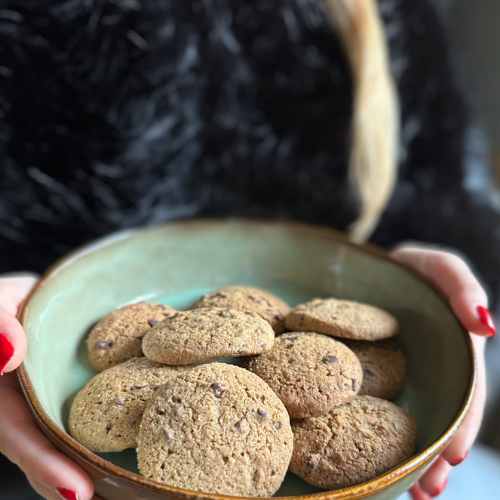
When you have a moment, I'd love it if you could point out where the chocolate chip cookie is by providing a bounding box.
[137,363,293,497]
[290,395,417,489]
[194,286,291,334]
[285,298,399,340]
[342,339,406,400]
[87,302,176,371]
[69,357,191,452]
[242,332,363,418]
[142,308,275,365]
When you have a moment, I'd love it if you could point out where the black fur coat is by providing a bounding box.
[1,0,499,305]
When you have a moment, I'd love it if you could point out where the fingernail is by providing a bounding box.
[431,478,448,497]
[55,488,80,500]
[477,306,496,336]
[450,450,468,466]
[0,333,15,375]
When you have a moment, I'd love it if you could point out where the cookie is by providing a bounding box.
[285,298,399,340]
[342,339,406,400]
[87,302,176,371]
[194,286,291,334]
[137,363,293,497]
[142,308,275,365]
[290,395,417,489]
[69,358,191,452]
[242,332,363,418]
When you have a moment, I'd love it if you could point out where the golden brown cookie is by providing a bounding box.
[194,286,291,334]
[69,358,191,452]
[87,302,175,371]
[290,395,417,489]
[342,339,406,400]
[242,332,362,418]
[137,363,293,497]
[142,308,275,365]
[285,298,399,340]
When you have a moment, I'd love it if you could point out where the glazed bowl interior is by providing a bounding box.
[19,219,474,500]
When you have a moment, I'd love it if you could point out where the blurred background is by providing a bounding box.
[2,1,500,499]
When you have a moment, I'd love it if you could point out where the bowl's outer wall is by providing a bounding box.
[20,220,474,500]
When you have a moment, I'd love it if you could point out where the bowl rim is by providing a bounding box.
[17,218,477,500]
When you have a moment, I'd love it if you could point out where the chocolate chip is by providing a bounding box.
[96,340,111,351]
[285,337,296,342]
[137,365,149,370]
[352,379,357,391]
[148,319,159,327]
[153,384,163,391]
[332,316,339,320]
[257,409,268,421]
[211,382,224,398]
[214,292,224,298]
[114,397,124,406]
[306,456,316,469]
[274,313,284,320]
[163,429,172,441]
[261,343,267,350]
[159,304,168,310]
[235,419,243,430]
[135,384,150,389]
[163,312,172,317]
[324,355,339,364]
[364,368,376,377]
[391,423,399,432]
[275,422,282,429]
[105,423,112,433]
[196,317,203,323]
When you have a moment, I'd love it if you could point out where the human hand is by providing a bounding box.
[0,274,103,500]
[390,245,492,499]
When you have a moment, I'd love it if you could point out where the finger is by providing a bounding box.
[0,274,39,315]
[409,482,432,500]
[0,373,94,500]
[390,246,494,337]
[441,335,486,465]
[26,481,105,500]
[418,456,451,497]
[0,275,39,374]
[0,313,27,374]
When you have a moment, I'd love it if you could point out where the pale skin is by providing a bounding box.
[0,244,491,500]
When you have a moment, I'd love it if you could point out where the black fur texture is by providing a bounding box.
[1,0,499,304]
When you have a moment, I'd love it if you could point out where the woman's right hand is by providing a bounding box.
[0,274,101,500]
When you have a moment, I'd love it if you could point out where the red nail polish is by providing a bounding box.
[0,333,14,375]
[431,478,448,497]
[55,488,80,500]
[450,450,468,466]
[477,306,496,336]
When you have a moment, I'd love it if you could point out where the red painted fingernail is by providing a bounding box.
[0,333,15,375]
[477,306,496,336]
[55,488,80,500]
[431,478,448,497]
[450,450,468,466]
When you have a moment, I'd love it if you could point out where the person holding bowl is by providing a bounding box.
[0,1,497,499]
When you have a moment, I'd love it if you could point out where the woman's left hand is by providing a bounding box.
[390,244,492,500]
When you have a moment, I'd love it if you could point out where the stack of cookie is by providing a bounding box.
[69,286,417,497]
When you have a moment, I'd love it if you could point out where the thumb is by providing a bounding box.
[0,274,39,374]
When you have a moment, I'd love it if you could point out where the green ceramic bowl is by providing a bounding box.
[18,219,475,500]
